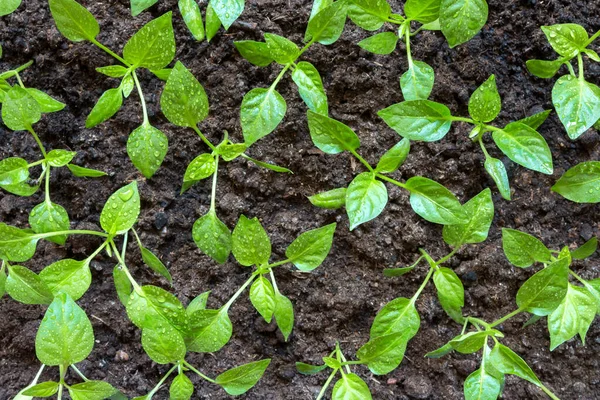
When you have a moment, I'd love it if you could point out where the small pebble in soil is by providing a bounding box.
[114,350,129,362]
[403,374,432,399]
[387,378,398,385]
[276,366,296,381]
[154,212,168,230]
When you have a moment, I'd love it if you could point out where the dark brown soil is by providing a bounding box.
[1,0,600,399]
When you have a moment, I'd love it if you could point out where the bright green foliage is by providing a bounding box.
[215,359,272,395]
[99,182,140,235]
[380,76,553,200]
[0,0,22,16]
[528,23,600,139]
[161,61,209,128]
[307,111,467,228]
[552,161,600,203]
[49,0,99,42]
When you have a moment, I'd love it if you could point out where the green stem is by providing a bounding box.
[298,38,316,58]
[27,159,46,168]
[191,125,217,151]
[349,148,374,172]
[58,364,66,400]
[436,248,458,266]
[210,156,219,212]
[1,229,109,244]
[15,72,26,88]
[271,63,292,90]
[478,138,491,159]
[26,126,47,157]
[265,258,292,269]
[450,116,475,124]
[132,71,149,125]
[566,62,576,77]
[316,368,338,400]
[44,167,51,204]
[223,272,259,312]
[90,38,130,66]
[111,239,142,293]
[584,30,600,47]
[405,23,413,68]
[570,270,587,285]
[338,348,351,374]
[183,360,217,383]
[146,364,178,397]
[411,265,436,304]
[375,173,408,190]
[489,307,524,328]
[539,384,561,400]
[577,53,584,81]
[71,364,89,382]
[269,269,279,293]
[5,60,33,77]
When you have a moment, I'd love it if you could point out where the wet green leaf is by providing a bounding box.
[170,373,194,400]
[502,228,551,268]
[346,172,388,230]
[161,61,209,128]
[552,75,600,139]
[541,24,588,58]
[100,182,140,235]
[357,332,408,375]
[210,0,244,30]
[6,265,53,305]
[264,33,299,65]
[39,258,91,301]
[123,12,175,70]
[274,292,294,341]
[433,267,464,323]
[440,0,488,48]
[404,0,440,24]
[127,123,168,179]
[215,359,271,396]
[552,161,600,203]
[378,100,452,142]
[375,139,410,174]
[526,59,565,79]
[469,75,501,123]
[332,373,372,400]
[179,0,204,41]
[309,187,347,209]
[492,122,553,174]
[285,223,336,271]
[516,258,569,316]
[2,86,41,130]
[571,237,597,260]
[347,0,391,31]
[234,41,273,67]
[400,61,435,101]
[370,297,420,340]
[29,201,70,245]
[49,0,99,42]
[443,188,494,247]
[68,381,118,400]
[405,176,467,225]
[232,215,271,266]
[186,309,232,352]
[193,211,232,264]
[358,32,398,55]
[307,111,360,154]
[182,153,216,193]
[141,321,186,364]
[241,88,287,144]
[250,275,276,322]
[85,88,123,128]
[305,0,348,45]
[292,61,328,115]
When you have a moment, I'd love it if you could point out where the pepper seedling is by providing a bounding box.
[13,293,120,400]
[233,0,347,144]
[306,110,468,229]
[379,75,554,200]
[130,0,238,43]
[552,161,600,203]
[347,0,488,100]
[49,0,176,178]
[527,23,600,139]
[1,65,105,245]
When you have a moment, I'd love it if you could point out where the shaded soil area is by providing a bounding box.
[2,0,600,399]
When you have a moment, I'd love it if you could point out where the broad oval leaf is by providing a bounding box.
[210,0,244,30]
[250,275,276,322]
[378,100,452,142]
[492,122,553,174]
[161,61,209,128]
[292,61,328,115]
[400,61,435,101]
[404,0,441,24]
[285,223,336,271]
[541,24,588,58]
[433,267,464,323]
[29,201,70,245]
[405,176,468,225]
[440,0,488,48]
[358,32,398,55]
[347,0,391,31]
[232,215,271,267]
[356,332,408,375]
[234,41,274,67]
[127,123,168,179]
[264,33,299,65]
[346,172,388,230]
[308,188,347,209]
[182,153,216,193]
[0,157,29,186]
[6,265,53,305]
[26,88,65,113]
[45,149,76,167]
[527,59,564,79]
[489,343,541,386]
[464,367,503,400]
[241,88,287,145]
[516,258,570,316]
[552,75,600,139]
[85,87,123,128]
[274,292,294,341]
[126,285,187,331]
[100,181,140,235]
[307,111,361,154]
[186,309,232,353]
[502,228,551,268]
[0,0,21,16]
[141,322,186,364]
[376,139,410,174]
[548,284,596,350]
[370,297,420,340]
[443,188,494,247]
[22,382,59,398]
[123,12,175,70]
[67,381,117,400]
[552,161,600,203]
[193,211,232,264]
[49,0,99,42]
[2,86,41,131]
[332,373,372,400]
[469,75,501,123]
[215,359,271,396]
[0,223,40,262]
[39,258,91,301]
[170,373,194,400]
[306,0,348,45]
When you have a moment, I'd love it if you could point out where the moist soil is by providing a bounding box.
[1,0,600,399]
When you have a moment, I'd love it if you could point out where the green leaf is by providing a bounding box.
[26,88,65,113]
[151,68,172,81]
[292,61,328,115]
[140,246,172,283]
[100,182,140,235]
[375,139,410,174]
[516,258,570,316]
[400,61,435,101]
[67,164,107,178]
[370,297,420,340]
[68,381,118,400]
[205,2,222,42]
[323,357,342,369]
[215,359,271,396]
[297,362,328,375]
[6,265,53,305]
[250,275,276,322]
[552,161,600,203]
[378,100,452,142]
[552,75,600,139]
[49,0,99,42]
[231,215,271,266]
[309,188,347,209]
[141,321,186,364]
[464,367,503,400]
[440,0,488,48]
[130,0,158,16]
[85,88,123,128]
[405,176,468,225]
[39,258,91,301]
[0,0,22,16]
[123,12,175,70]
[1,179,41,197]
[186,309,232,352]
[210,0,244,30]
[571,237,597,260]
[469,75,501,123]
[443,188,494,247]
[305,0,348,45]
[2,86,41,130]
[404,0,441,23]
[346,172,388,230]
[127,123,168,179]
[541,24,588,58]
[264,33,299,65]
[309,0,333,21]
[234,41,273,67]
[36,292,94,366]
[501,228,551,268]
[217,142,247,161]
[113,266,132,306]
[526,59,565,79]
[186,291,210,315]
[489,343,541,386]
[358,32,398,55]
[182,153,216,193]
[241,87,287,144]
[285,223,336,271]
[193,211,232,264]
[548,284,596,350]
[449,331,492,354]
[347,0,391,31]
[433,267,464,323]
[96,65,129,78]
[161,61,209,128]
[29,201,70,245]
[0,265,6,298]
[484,156,511,200]
[126,285,187,330]
[45,149,76,167]
[22,382,59,398]
[0,157,29,185]
[307,111,360,154]
[332,373,372,400]
[121,74,134,98]
[357,332,408,375]
[244,156,292,173]
[492,122,553,174]
[0,223,39,262]
[383,265,415,277]
[274,292,294,341]
[179,0,204,41]
[170,374,194,400]
[425,343,454,358]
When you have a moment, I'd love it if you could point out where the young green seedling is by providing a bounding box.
[347,0,488,100]
[527,23,600,139]
[49,0,176,178]
[306,111,468,229]
[552,161,600,203]
[379,75,554,200]
[234,0,347,143]
[190,216,335,346]
[130,0,238,43]
[13,293,120,400]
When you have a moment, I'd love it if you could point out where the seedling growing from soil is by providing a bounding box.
[14,293,119,399]
[527,24,600,139]
[49,0,176,178]
[306,111,468,229]
[191,217,336,345]
[234,0,347,143]
[347,0,488,99]
[130,0,240,43]
[379,75,554,200]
